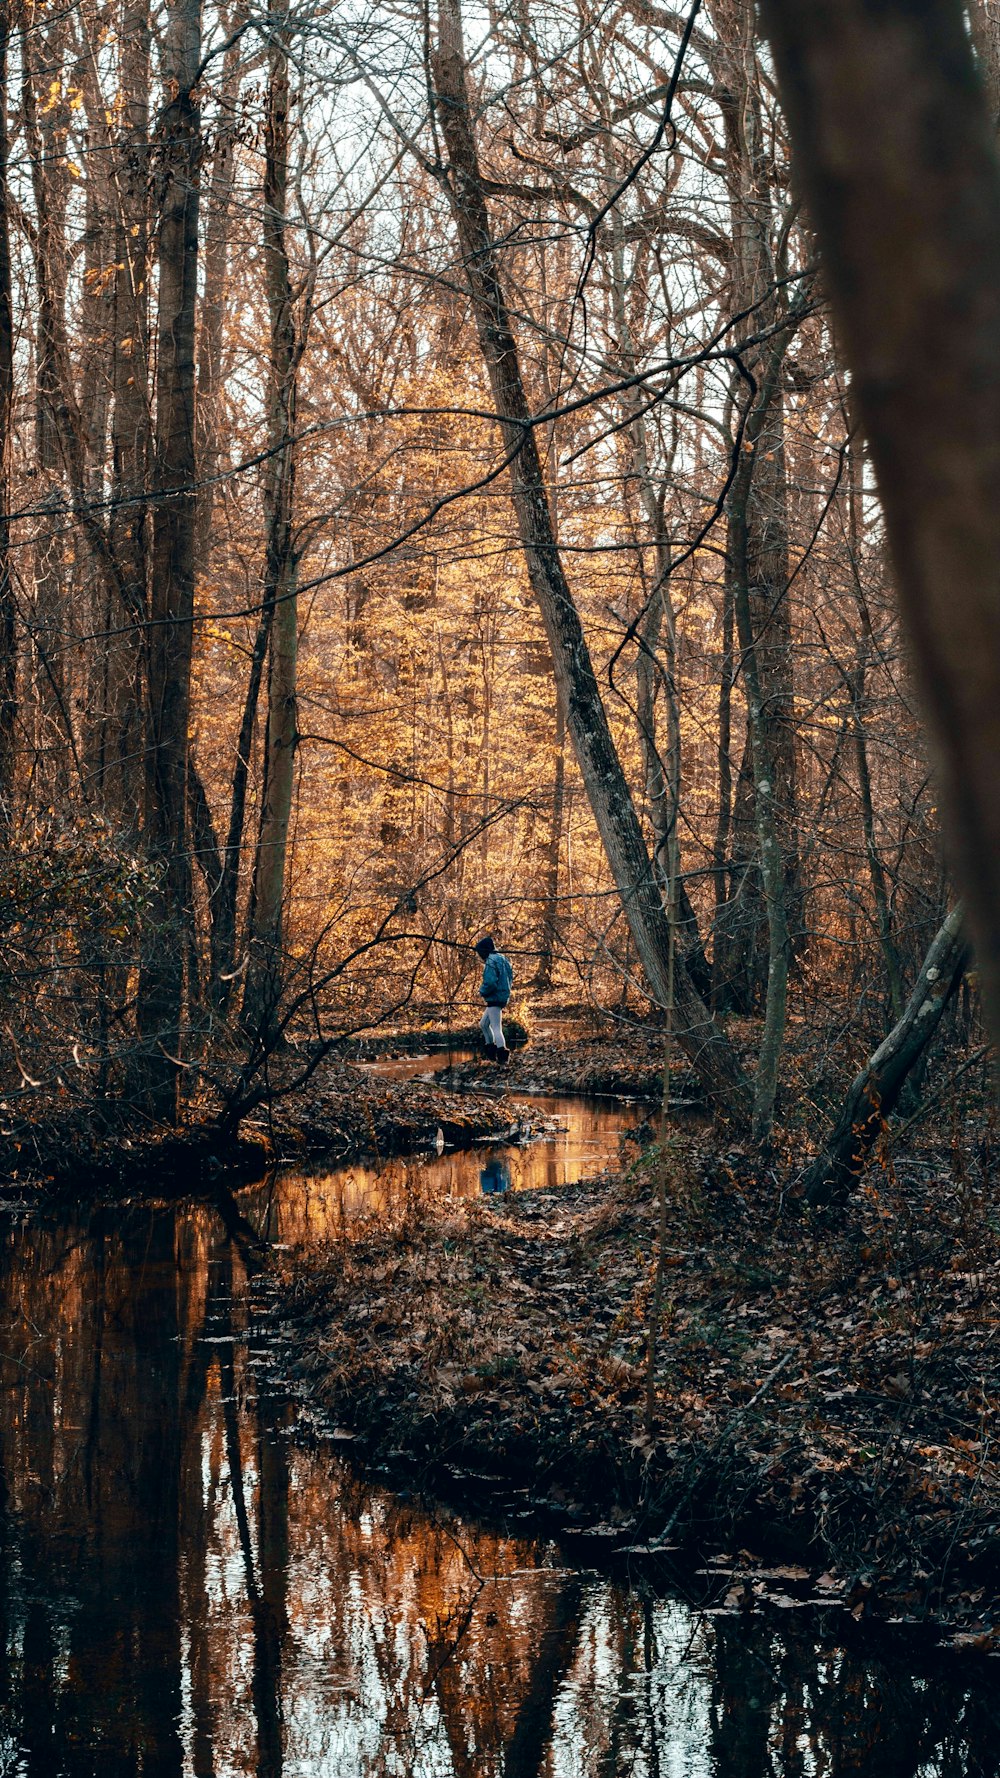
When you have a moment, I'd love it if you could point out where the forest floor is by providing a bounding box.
[267,1113,1000,1631]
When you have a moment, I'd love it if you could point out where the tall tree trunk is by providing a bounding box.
[709,0,800,1011]
[842,438,906,1021]
[0,1,14,834]
[136,0,202,1118]
[759,0,1000,1062]
[849,646,906,1021]
[802,905,967,1204]
[77,18,121,804]
[535,696,565,989]
[103,0,152,828]
[210,600,274,1012]
[711,569,735,1007]
[22,16,72,799]
[242,13,299,1041]
[431,0,751,1119]
[195,7,243,561]
[728,347,794,1137]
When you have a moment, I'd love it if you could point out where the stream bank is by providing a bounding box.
[2,1052,999,1773]
[0,1015,672,1195]
[0,1050,533,1196]
[1,1185,998,1773]
[270,1124,1000,1631]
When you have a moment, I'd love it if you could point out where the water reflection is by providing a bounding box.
[480,1157,511,1196]
[241,1093,642,1248]
[0,1204,994,1774]
[357,1048,477,1082]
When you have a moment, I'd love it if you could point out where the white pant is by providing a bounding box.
[479,1006,507,1050]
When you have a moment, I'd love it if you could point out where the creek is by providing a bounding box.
[0,1059,994,1774]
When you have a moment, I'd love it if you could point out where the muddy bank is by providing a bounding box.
[263,1053,534,1159]
[334,1015,684,1099]
[270,1136,1000,1627]
[339,1018,529,1059]
[438,1028,683,1101]
[0,1054,531,1195]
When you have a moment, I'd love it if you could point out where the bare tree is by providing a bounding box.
[243,6,303,1038]
[430,0,751,1117]
[0,0,13,832]
[136,0,203,1117]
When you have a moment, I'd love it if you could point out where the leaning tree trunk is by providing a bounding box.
[802,905,967,1205]
[136,0,202,1119]
[242,13,299,1042]
[759,0,1000,1063]
[431,0,751,1120]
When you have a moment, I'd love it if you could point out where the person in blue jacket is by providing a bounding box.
[474,934,514,1065]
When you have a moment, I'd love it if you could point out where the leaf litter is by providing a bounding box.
[264,1111,1000,1630]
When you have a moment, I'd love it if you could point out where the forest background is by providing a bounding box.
[0,0,989,1183]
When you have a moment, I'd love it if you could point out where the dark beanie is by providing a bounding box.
[474,935,496,960]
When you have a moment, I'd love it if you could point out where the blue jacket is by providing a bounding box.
[479,951,514,1007]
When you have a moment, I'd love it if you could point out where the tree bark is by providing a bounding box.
[759,0,1000,1063]
[210,600,274,1012]
[711,566,735,1007]
[802,905,967,1205]
[849,649,906,1021]
[196,9,243,561]
[431,0,751,1119]
[22,18,73,799]
[242,11,299,1041]
[709,0,801,1012]
[727,344,797,1136]
[105,0,152,827]
[535,695,565,990]
[0,1,14,834]
[136,0,202,1118]
[970,0,1000,123]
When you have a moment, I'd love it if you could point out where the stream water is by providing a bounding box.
[0,1066,995,1775]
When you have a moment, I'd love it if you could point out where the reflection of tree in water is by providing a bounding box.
[0,1205,997,1775]
[705,1612,1000,1778]
[0,1206,187,1772]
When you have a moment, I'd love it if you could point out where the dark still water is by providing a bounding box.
[0,1101,994,1772]
[242,1090,642,1243]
